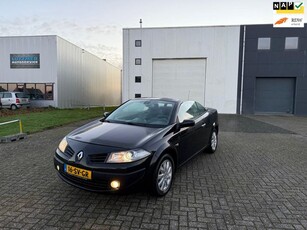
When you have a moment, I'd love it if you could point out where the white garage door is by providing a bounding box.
[152,59,206,103]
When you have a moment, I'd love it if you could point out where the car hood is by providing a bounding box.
[67,120,164,149]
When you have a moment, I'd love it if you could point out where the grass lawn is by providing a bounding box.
[0,107,116,137]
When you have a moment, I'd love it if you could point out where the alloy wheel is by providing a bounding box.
[157,159,173,193]
[211,131,217,151]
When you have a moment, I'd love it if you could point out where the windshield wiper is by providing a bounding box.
[102,120,151,127]
[124,122,145,126]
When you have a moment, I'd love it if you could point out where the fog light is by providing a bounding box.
[110,180,120,190]
[56,165,60,171]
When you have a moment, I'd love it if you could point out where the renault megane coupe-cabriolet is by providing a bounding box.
[54,98,218,196]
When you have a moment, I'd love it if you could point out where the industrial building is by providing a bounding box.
[0,35,121,108]
[123,24,307,115]
[123,26,240,114]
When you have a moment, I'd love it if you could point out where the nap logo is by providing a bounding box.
[273,2,292,9]
[273,2,302,10]
[273,1,304,12]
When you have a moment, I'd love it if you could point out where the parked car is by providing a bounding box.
[0,92,30,110]
[54,98,219,196]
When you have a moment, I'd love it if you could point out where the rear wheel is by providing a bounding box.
[151,154,174,196]
[206,129,218,153]
[11,104,18,110]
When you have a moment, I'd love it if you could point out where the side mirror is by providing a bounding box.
[103,112,110,118]
[179,119,195,128]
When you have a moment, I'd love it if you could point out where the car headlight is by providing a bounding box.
[58,137,68,153]
[107,149,151,163]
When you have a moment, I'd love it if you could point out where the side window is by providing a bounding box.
[177,101,198,122]
[178,101,207,122]
[196,102,206,114]
[3,93,11,98]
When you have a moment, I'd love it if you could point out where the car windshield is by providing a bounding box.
[106,99,175,127]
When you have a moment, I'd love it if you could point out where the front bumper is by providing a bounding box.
[54,152,148,193]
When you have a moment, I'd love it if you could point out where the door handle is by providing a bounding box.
[201,123,206,127]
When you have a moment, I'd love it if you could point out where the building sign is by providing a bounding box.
[10,54,40,69]
[273,1,304,27]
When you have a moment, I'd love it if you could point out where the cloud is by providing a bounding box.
[85,25,118,34]
[0,16,123,68]
[79,43,122,68]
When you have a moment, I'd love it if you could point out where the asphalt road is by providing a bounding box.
[0,115,307,229]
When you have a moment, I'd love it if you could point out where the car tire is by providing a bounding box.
[151,154,174,196]
[206,129,218,154]
[11,104,18,110]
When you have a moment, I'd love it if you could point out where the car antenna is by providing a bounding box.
[187,90,190,100]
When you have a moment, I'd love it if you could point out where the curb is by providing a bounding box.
[0,133,27,143]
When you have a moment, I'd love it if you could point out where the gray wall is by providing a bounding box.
[241,24,307,115]
[57,37,121,108]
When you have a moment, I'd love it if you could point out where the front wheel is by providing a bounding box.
[151,154,174,196]
[206,129,218,153]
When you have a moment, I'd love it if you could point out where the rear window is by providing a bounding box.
[15,93,28,98]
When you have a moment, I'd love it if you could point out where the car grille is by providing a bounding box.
[59,171,109,191]
[88,153,108,163]
[64,146,74,157]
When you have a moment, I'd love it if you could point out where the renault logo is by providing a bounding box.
[77,151,84,161]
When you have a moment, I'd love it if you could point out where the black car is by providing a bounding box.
[54,98,219,196]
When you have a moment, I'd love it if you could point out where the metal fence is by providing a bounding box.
[0,119,23,134]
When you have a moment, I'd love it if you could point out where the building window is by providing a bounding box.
[135,40,142,47]
[285,37,299,50]
[135,58,142,65]
[0,83,54,100]
[135,94,141,98]
[135,76,141,83]
[257,37,271,50]
[0,83,7,92]
[45,84,54,100]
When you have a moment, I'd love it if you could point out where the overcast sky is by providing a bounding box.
[0,0,303,68]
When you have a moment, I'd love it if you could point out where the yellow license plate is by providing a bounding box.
[65,164,92,180]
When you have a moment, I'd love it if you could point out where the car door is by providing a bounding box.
[176,101,205,165]
[195,102,212,149]
[1,93,12,108]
